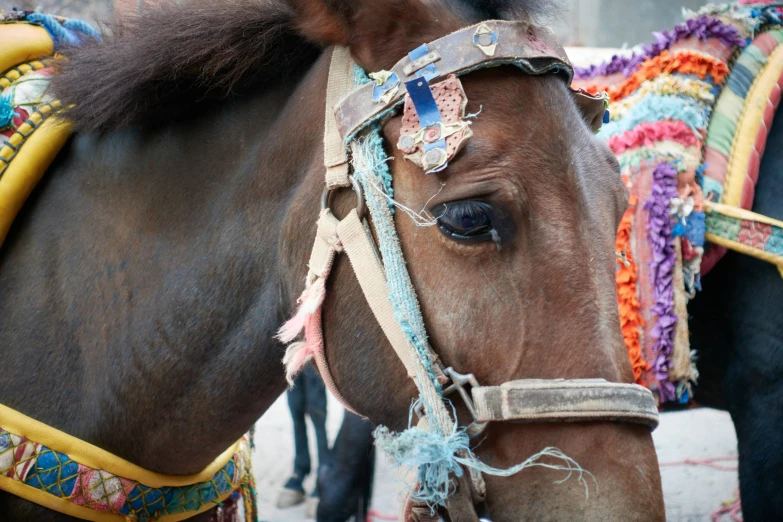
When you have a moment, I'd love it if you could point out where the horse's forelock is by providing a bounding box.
[51,0,319,132]
[52,0,566,132]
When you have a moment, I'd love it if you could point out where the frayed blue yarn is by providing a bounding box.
[25,13,100,49]
[374,402,591,508]
[0,93,14,129]
[352,65,394,207]
[685,211,706,248]
[598,95,710,139]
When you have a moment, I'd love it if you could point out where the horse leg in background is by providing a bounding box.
[716,251,783,522]
[712,105,783,520]
[277,370,313,509]
[304,364,330,516]
[317,412,376,522]
[691,85,783,522]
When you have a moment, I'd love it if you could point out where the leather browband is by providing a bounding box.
[333,20,608,141]
[472,379,660,429]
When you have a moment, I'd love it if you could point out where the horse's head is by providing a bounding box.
[285,0,664,519]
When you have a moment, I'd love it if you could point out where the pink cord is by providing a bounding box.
[367,509,398,521]
[710,487,742,522]
[659,456,738,471]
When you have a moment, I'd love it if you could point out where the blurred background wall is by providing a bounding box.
[551,0,711,47]
[1,0,716,47]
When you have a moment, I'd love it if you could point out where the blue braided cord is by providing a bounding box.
[63,19,102,43]
[25,13,99,49]
[351,128,442,401]
[0,92,14,129]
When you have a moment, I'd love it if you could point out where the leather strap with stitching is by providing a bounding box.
[334,20,608,140]
[472,379,660,429]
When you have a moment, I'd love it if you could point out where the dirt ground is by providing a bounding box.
[253,393,739,522]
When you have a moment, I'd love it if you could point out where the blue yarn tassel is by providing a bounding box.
[374,402,592,508]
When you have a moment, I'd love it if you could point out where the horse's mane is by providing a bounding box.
[52,0,319,132]
[52,0,562,132]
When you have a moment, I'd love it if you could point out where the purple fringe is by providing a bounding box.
[643,163,679,403]
[574,15,746,80]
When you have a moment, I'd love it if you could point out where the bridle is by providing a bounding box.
[285,19,660,522]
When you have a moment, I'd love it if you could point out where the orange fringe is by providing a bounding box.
[585,50,730,103]
[616,195,649,383]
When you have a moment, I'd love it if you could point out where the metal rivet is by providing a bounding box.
[478,34,493,46]
[424,126,441,143]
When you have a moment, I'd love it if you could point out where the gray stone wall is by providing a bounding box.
[553,0,710,48]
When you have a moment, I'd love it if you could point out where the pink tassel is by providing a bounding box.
[282,302,329,386]
[276,278,326,344]
[283,341,311,385]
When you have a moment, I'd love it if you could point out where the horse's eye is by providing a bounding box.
[434,200,495,243]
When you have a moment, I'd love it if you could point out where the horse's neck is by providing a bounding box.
[0,53,327,474]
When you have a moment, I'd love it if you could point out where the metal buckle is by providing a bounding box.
[442,367,489,438]
[321,175,365,221]
[415,367,488,438]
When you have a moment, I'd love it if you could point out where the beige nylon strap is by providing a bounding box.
[335,210,456,434]
[307,209,341,280]
[324,46,354,189]
[472,379,660,429]
[334,210,419,378]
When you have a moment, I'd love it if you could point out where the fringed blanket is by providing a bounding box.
[575,2,783,405]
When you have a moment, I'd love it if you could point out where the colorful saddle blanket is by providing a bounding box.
[574,2,783,405]
[0,11,257,522]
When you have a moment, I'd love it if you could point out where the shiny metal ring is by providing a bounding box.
[321,175,365,221]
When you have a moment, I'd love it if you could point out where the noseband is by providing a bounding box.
[285,20,659,522]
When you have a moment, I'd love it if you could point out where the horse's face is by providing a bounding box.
[297,0,664,518]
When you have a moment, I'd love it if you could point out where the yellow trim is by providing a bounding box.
[705,233,783,269]
[0,474,236,522]
[723,44,783,206]
[0,111,71,248]
[0,404,241,488]
[0,24,53,75]
[705,200,783,229]
[0,59,48,91]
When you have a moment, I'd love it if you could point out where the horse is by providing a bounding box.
[572,3,783,519]
[0,1,664,520]
[316,411,376,522]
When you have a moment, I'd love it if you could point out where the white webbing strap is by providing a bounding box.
[324,46,354,189]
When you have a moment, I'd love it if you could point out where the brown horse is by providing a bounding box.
[0,0,664,520]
